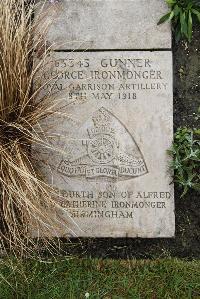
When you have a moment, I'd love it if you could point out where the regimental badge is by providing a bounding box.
[58,107,148,180]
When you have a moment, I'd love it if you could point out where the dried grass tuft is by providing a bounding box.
[0,0,67,256]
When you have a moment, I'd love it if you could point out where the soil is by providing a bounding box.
[58,27,200,260]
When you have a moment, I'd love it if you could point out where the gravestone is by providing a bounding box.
[40,0,171,50]
[35,0,175,237]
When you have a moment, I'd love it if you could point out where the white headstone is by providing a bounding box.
[35,50,175,237]
[38,0,171,50]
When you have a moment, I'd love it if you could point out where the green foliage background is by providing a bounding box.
[158,0,200,41]
[169,127,200,196]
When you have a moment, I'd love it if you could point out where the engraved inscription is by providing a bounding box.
[35,51,174,237]
[40,56,169,103]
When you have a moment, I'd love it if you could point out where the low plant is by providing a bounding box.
[158,0,200,42]
[0,0,67,255]
[168,127,200,197]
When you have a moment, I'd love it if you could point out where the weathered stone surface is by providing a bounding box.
[35,51,175,237]
[39,0,171,50]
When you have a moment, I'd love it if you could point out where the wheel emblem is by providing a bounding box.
[87,135,116,164]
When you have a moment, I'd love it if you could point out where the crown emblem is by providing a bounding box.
[88,107,115,138]
[92,107,111,128]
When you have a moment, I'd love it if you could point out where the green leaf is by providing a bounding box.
[194,128,200,135]
[188,11,193,42]
[181,185,188,198]
[166,0,176,5]
[180,11,186,25]
[181,13,189,37]
[157,12,171,25]
[169,10,175,20]
[191,9,200,22]
[174,5,181,16]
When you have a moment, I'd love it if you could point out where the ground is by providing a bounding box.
[58,26,200,260]
[0,258,199,298]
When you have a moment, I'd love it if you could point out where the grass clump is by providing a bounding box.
[0,0,67,255]
[168,127,200,197]
[158,0,200,42]
[0,258,199,298]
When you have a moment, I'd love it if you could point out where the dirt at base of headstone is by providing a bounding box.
[45,27,199,259]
